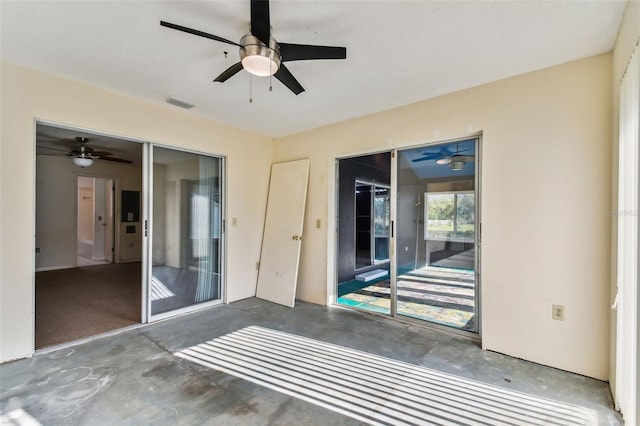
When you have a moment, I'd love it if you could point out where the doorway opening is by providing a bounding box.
[335,138,481,334]
[76,176,115,267]
[35,123,143,349]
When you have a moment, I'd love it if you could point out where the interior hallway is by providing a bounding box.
[35,263,141,348]
[1,298,621,425]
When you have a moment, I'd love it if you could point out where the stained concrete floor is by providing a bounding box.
[0,298,622,425]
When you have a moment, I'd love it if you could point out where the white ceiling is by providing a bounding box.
[1,0,627,138]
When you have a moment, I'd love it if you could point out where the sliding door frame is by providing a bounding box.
[141,142,151,322]
[145,143,227,323]
[390,150,398,317]
[332,135,482,339]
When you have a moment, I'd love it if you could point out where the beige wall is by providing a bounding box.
[609,0,640,404]
[0,62,273,362]
[0,51,618,380]
[274,54,613,380]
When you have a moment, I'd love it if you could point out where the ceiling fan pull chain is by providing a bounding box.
[249,74,253,103]
[269,61,273,92]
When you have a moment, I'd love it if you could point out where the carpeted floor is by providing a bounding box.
[35,263,141,349]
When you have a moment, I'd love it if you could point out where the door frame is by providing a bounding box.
[74,175,119,266]
[330,135,482,339]
[33,119,147,353]
[33,119,228,352]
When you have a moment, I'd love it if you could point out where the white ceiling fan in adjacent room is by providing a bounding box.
[435,143,476,171]
[412,142,475,171]
[37,137,133,168]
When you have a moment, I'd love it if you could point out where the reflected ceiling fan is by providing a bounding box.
[160,0,347,95]
[412,143,475,171]
[38,137,133,167]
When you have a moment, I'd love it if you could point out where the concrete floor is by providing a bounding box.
[0,298,622,425]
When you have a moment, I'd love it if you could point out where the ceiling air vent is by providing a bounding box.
[166,97,195,110]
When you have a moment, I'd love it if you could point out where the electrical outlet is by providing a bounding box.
[231,217,237,227]
[316,219,321,229]
[255,261,260,270]
[552,304,565,321]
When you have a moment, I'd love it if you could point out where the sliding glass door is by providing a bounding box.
[336,138,480,334]
[395,139,479,332]
[148,146,224,319]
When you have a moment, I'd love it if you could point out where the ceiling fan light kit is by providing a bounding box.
[449,159,466,171]
[240,34,281,76]
[73,156,93,167]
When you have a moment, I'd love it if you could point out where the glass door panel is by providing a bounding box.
[150,146,223,316]
[396,139,479,333]
[335,154,392,316]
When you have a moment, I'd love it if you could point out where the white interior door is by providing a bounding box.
[256,159,310,307]
[93,178,107,261]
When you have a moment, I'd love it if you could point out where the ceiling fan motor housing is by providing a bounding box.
[240,34,281,76]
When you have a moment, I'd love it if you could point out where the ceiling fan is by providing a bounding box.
[38,137,133,167]
[160,0,347,95]
[412,143,475,171]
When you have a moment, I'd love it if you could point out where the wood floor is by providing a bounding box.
[35,262,141,349]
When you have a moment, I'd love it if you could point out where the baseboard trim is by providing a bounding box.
[35,265,75,272]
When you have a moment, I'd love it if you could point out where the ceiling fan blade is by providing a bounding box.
[274,64,304,95]
[250,0,271,45]
[278,43,347,62]
[37,152,69,156]
[37,145,71,154]
[90,151,114,156]
[160,21,240,47]
[412,156,435,163]
[413,153,441,161]
[214,62,244,83]
[98,156,133,164]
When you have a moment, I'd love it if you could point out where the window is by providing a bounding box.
[425,192,475,242]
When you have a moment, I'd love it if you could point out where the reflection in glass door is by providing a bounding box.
[396,138,479,332]
[355,181,390,268]
[149,146,223,317]
[336,153,392,315]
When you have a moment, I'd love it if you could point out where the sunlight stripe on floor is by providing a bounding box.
[0,409,42,426]
[175,326,598,426]
[150,276,175,301]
